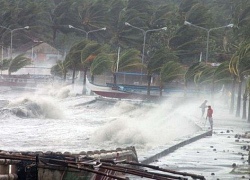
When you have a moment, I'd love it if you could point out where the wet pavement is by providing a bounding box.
[150,108,250,180]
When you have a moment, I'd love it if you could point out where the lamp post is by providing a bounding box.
[125,22,167,64]
[184,21,233,64]
[0,25,29,60]
[68,25,106,39]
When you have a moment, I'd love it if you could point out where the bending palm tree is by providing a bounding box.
[51,60,70,81]
[230,42,250,117]
[160,61,185,96]
[90,48,142,85]
[8,54,32,75]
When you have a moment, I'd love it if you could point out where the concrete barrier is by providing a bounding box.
[141,130,212,164]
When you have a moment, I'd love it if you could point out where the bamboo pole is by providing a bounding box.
[101,160,205,180]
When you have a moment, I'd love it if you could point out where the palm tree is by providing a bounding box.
[89,48,142,85]
[67,0,108,40]
[193,65,215,97]
[8,54,32,75]
[110,48,143,84]
[184,62,206,93]
[80,41,106,85]
[230,42,250,117]
[0,59,11,72]
[102,0,132,49]
[146,47,178,96]
[169,1,214,64]
[65,39,110,94]
[89,53,111,83]
[213,61,233,108]
[242,86,248,119]
[213,61,232,85]
[65,40,89,84]
[0,0,49,47]
[160,61,185,96]
[246,78,250,122]
[50,60,70,81]
[229,57,238,114]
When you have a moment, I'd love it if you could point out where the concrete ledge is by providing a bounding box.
[141,130,212,164]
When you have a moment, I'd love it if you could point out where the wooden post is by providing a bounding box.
[10,165,17,174]
[0,159,9,174]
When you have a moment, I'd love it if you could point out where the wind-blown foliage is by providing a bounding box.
[113,48,142,73]
[184,62,207,87]
[159,61,184,96]
[193,66,215,86]
[213,61,232,84]
[50,60,70,80]
[247,78,250,121]
[8,54,32,75]
[229,42,250,117]
[90,53,111,82]
[89,48,142,84]
[0,59,11,71]
[2,0,250,119]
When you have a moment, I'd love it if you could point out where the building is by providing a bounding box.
[15,41,64,75]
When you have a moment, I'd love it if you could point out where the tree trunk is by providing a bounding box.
[82,68,88,95]
[91,75,94,83]
[230,77,236,114]
[159,84,163,97]
[242,93,247,119]
[147,74,152,97]
[83,68,87,85]
[72,65,76,84]
[236,79,242,117]
[113,74,117,84]
[248,92,250,122]
[63,71,66,82]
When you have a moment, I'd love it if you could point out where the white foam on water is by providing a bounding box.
[0,84,214,157]
[90,97,203,154]
[5,95,64,119]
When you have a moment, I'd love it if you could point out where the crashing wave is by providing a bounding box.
[4,97,63,119]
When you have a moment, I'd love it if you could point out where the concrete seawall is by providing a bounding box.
[141,130,212,164]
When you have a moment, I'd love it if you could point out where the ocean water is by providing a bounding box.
[0,83,204,160]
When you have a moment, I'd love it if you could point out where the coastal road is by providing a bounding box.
[150,110,250,180]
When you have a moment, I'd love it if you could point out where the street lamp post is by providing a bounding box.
[10,27,29,59]
[0,25,29,59]
[125,22,167,64]
[184,21,233,64]
[68,25,106,39]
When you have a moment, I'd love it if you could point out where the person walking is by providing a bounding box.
[199,100,208,118]
[206,105,213,130]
